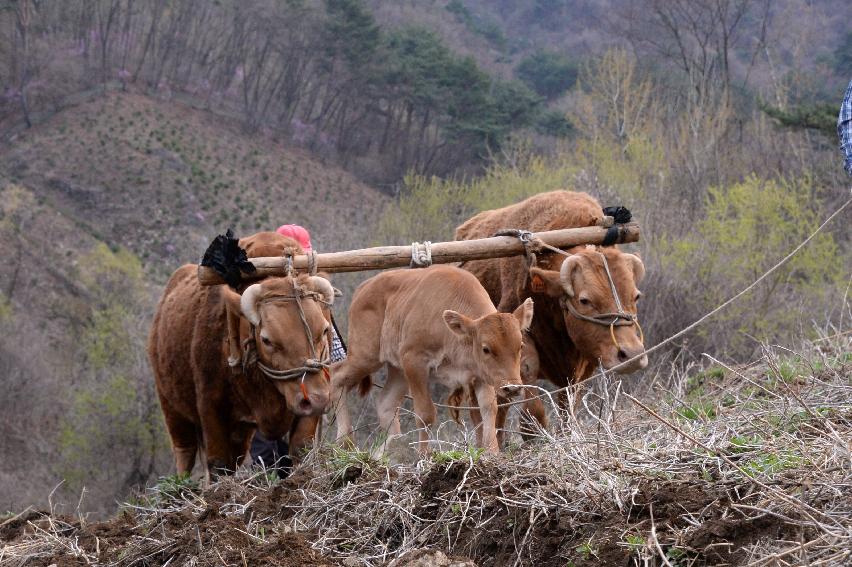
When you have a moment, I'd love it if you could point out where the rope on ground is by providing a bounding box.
[436,193,852,412]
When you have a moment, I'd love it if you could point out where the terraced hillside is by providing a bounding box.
[0,92,387,515]
[2,92,386,277]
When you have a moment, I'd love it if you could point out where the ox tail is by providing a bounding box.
[447,387,467,424]
[357,375,372,397]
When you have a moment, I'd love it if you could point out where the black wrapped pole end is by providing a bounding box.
[602,206,632,224]
[200,229,256,288]
[601,206,632,246]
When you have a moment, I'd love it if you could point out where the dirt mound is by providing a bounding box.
[3,338,850,566]
[0,471,335,567]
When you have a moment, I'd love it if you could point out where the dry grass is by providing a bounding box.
[2,335,850,567]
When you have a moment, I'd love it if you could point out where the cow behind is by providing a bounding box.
[455,191,647,434]
[148,234,335,478]
[330,265,533,454]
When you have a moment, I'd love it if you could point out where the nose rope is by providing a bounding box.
[558,251,642,351]
[243,281,333,403]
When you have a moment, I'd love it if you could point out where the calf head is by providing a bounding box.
[222,275,333,416]
[530,246,648,373]
[443,299,534,397]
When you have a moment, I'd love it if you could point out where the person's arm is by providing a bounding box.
[838,79,852,176]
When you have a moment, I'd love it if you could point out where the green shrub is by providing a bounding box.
[663,175,843,351]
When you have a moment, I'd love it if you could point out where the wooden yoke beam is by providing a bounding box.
[197,222,640,286]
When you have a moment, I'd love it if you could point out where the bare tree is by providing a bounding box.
[616,0,771,97]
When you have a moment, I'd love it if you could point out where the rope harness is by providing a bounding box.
[241,281,333,402]
[410,241,433,268]
[495,229,643,353]
[558,252,644,350]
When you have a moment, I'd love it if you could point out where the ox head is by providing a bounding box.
[529,247,648,373]
[223,275,334,416]
[443,298,534,397]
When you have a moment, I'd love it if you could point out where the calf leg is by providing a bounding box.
[463,387,486,446]
[330,357,382,442]
[401,353,436,455]
[473,380,500,453]
[373,365,408,456]
[467,386,510,448]
[290,415,320,462]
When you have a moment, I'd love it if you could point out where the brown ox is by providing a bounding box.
[330,265,533,454]
[454,190,647,434]
[148,233,333,478]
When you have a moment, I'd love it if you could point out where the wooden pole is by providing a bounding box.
[197,222,640,286]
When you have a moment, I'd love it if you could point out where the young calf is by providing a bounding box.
[330,265,533,454]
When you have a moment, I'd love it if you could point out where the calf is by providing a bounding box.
[330,265,533,454]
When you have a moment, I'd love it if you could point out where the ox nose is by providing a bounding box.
[296,391,330,416]
[615,346,648,372]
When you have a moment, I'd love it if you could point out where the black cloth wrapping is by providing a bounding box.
[200,229,256,288]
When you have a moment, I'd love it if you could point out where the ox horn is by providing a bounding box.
[240,283,263,326]
[304,276,335,305]
[624,253,645,285]
[559,255,582,297]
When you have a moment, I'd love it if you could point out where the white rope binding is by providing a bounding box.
[410,241,432,268]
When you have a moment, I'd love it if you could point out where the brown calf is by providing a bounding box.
[330,265,533,454]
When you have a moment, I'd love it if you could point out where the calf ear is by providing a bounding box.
[624,253,645,285]
[512,298,534,331]
[529,267,563,297]
[443,310,473,338]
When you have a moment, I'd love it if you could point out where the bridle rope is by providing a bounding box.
[557,251,644,348]
[242,281,333,401]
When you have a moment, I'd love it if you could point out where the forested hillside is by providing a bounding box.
[1,0,851,532]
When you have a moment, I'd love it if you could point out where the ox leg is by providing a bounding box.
[230,422,254,470]
[473,380,500,453]
[290,416,320,463]
[401,353,436,455]
[372,365,408,458]
[197,400,236,480]
[519,391,548,441]
[158,395,198,476]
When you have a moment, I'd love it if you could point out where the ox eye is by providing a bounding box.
[482,345,491,355]
[261,336,272,347]
[579,297,591,306]
[635,292,642,302]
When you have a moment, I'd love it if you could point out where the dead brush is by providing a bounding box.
[0,336,849,567]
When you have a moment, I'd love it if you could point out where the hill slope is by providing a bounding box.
[0,92,387,515]
[3,92,386,276]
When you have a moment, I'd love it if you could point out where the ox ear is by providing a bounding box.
[443,310,473,338]
[529,267,563,298]
[559,256,583,297]
[240,283,263,326]
[303,276,335,305]
[221,287,243,317]
[512,298,534,331]
[624,253,645,286]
